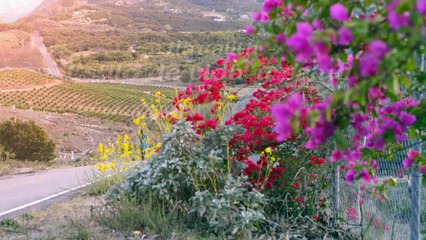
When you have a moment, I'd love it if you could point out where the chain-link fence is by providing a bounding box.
[333,55,425,240]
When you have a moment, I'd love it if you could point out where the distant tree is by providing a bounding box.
[0,119,55,162]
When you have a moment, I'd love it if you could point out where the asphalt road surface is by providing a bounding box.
[32,31,62,78]
[0,165,97,219]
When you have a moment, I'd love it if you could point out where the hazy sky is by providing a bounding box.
[0,0,43,22]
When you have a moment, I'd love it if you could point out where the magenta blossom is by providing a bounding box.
[387,11,411,30]
[271,93,305,142]
[418,0,426,15]
[313,19,322,29]
[403,150,419,169]
[330,4,349,22]
[359,40,389,77]
[263,0,282,13]
[399,111,416,126]
[252,12,261,21]
[245,26,255,35]
[275,33,286,44]
[226,53,238,64]
[403,157,414,169]
[330,150,342,162]
[360,169,371,183]
[338,26,353,45]
[286,22,314,62]
[345,169,356,184]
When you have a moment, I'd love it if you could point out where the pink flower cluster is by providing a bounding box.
[271,86,420,184]
[250,1,426,77]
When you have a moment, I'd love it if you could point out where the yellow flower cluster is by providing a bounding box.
[96,161,116,172]
[226,93,238,101]
[179,97,192,107]
[98,142,114,161]
[133,115,147,129]
[261,147,276,162]
[116,135,133,159]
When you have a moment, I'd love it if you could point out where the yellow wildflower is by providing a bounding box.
[226,94,238,101]
[97,163,108,172]
[109,161,116,170]
[265,147,272,155]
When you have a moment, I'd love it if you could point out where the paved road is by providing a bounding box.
[32,31,62,78]
[0,165,97,219]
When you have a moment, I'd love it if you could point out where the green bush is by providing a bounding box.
[107,121,266,238]
[0,119,55,162]
[0,144,15,162]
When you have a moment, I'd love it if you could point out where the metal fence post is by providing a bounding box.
[332,81,340,227]
[410,55,424,240]
[410,138,422,240]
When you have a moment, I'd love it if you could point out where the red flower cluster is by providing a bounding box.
[309,156,326,166]
[168,48,322,191]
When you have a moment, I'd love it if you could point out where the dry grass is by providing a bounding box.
[0,160,62,177]
[0,31,46,69]
[0,195,126,240]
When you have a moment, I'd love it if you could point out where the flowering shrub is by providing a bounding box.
[245,0,425,191]
[104,1,426,238]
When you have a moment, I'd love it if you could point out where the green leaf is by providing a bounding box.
[334,129,348,150]
[406,57,417,71]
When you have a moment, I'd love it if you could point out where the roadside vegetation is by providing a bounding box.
[0,119,55,162]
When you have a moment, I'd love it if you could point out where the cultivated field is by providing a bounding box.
[0,69,58,90]
[0,71,175,121]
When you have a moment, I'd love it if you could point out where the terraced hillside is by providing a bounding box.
[0,70,175,121]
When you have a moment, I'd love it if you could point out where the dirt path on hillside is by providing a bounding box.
[0,79,63,92]
[31,31,62,78]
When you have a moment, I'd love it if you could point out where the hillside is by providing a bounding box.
[22,0,259,32]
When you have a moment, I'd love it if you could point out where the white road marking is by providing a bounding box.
[0,173,113,218]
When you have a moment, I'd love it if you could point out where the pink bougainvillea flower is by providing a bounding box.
[275,33,286,44]
[330,3,349,22]
[245,26,255,35]
[359,40,389,77]
[337,26,353,45]
[226,53,238,64]
[360,169,371,183]
[330,150,341,162]
[399,111,416,126]
[419,166,426,174]
[402,156,413,169]
[345,169,356,184]
[387,12,411,30]
[252,11,261,21]
[403,150,418,169]
[263,0,282,13]
[407,149,419,159]
[367,40,389,59]
[286,22,314,62]
[252,11,269,22]
[312,19,322,29]
[271,93,304,142]
[417,0,426,15]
